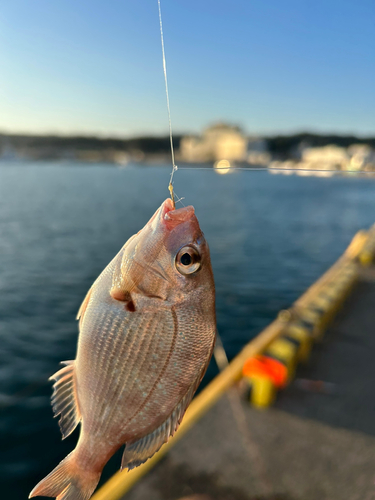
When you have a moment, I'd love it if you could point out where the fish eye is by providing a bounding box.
[175,246,201,275]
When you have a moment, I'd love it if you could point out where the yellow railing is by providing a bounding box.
[92,226,374,500]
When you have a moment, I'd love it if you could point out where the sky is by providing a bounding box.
[0,0,374,137]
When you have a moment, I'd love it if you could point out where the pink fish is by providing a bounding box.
[30,198,216,500]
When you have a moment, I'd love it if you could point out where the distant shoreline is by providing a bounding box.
[0,131,374,164]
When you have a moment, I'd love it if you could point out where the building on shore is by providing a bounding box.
[347,144,375,171]
[270,143,375,176]
[179,123,248,163]
[301,145,349,170]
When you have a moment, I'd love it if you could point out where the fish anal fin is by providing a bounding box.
[121,382,197,471]
[50,361,81,440]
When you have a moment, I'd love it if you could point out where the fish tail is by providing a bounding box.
[29,451,101,500]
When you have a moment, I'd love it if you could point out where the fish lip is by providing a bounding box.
[160,199,195,228]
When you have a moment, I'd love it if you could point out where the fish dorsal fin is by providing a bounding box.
[49,361,81,439]
[121,381,197,471]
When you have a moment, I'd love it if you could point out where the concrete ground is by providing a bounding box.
[122,274,375,500]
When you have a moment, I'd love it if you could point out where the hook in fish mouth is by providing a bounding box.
[161,198,195,229]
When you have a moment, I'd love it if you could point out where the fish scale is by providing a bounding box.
[80,277,171,437]
[85,315,134,430]
[98,315,157,434]
[122,311,178,430]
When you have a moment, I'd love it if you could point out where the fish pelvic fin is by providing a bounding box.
[121,381,198,471]
[29,452,100,500]
[50,361,81,439]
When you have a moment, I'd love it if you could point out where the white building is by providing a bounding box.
[300,145,349,170]
[180,123,248,162]
[347,144,375,171]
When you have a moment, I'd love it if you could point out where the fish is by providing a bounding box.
[30,197,216,500]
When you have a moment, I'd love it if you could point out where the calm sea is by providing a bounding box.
[1,162,375,499]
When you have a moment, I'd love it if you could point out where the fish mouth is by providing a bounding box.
[161,198,196,229]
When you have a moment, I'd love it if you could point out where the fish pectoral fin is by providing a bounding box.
[76,287,94,328]
[121,382,197,471]
[110,288,131,302]
[110,247,137,303]
[49,360,81,439]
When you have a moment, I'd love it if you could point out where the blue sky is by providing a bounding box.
[0,0,374,137]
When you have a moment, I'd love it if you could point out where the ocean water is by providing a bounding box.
[1,162,375,499]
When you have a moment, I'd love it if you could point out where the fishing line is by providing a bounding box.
[157,0,178,207]
[214,334,274,497]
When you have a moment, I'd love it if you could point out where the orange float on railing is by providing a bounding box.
[242,355,288,407]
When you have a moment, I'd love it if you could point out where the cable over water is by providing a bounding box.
[178,165,375,175]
